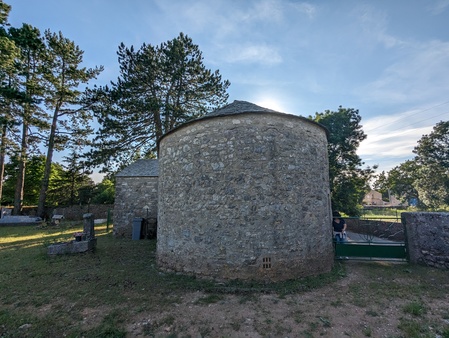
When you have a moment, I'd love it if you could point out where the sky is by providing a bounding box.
[5,0,449,182]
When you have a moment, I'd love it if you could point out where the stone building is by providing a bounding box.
[362,189,406,207]
[156,100,334,281]
[114,159,158,237]
[363,190,384,206]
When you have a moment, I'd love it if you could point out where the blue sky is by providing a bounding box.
[5,0,449,181]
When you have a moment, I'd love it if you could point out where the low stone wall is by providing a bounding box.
[402,212,449,269]
[52,205,113,221]
[345,219,404,241]
[0,205,113,223]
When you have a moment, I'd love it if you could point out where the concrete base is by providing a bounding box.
[47,239,97,255]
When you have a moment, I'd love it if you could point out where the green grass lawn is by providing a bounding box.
[0,223,448,337]
[0,223,343,337]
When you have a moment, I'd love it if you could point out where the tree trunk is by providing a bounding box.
[0,123,7,203]
[37,107,58,218]
[13,123,27,215]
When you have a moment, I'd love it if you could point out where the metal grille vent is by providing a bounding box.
[262,257,272,269]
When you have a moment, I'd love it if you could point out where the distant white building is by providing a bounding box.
[363,190,405,207]
[363,190,385,206]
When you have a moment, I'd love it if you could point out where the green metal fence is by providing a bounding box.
[334,215,408,261]
[334,241,407,261]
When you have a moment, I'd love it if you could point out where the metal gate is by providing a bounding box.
[334,216,408,261]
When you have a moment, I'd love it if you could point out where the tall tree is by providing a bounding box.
[87,32,230,172]
[2,154,45,205]
[58,149,93,206]
[372,171,388,196]
[0,0,18,204]
[412,121,449,209]
[414,164,448,209]
[36,30,103,218]
[8,24,47,214]
[311,107,376,215]
[383,160,420,205]
[414,121,449,170]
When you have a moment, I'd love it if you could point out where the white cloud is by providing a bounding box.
[224,44,282,65]
[290,2,317,19]
[357,104,449,171]
[427,0,449,14]
[357,40,449,104]
[358,126,427,172]
[359,127,429,157]
[90,171,105,184]
[243,0,284,22]
[351,4,404,49]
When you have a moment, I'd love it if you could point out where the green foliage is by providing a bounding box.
[403,301,427,317]
[2,155,45,205]
[0,4,102,215]
[1,154,96,208]
[36,30,103,217]
[372,171,388,195]
[0,1,11,25]
[86,32,230,173]
[5,23,49,213]
[414,121,449,169]
[412,121,449,209]
[91,178,115,204]
[382,121,449,210]
[45,160,94,207]
[311,106,376,216]
[381,160,420,204]
[40,29,103,150]
[398,318,432,337]
[414,164,449,209]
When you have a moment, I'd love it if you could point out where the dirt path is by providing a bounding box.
[125,262,449,337]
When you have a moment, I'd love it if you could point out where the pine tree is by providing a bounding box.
[7,24,47,214]
[87,33,230,172]
[36,30,103,217]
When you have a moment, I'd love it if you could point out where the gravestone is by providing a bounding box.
[47,213,97,255]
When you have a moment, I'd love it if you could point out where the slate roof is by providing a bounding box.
[204,100,279,117]
[116,159,159,177]
[158,100,328,145]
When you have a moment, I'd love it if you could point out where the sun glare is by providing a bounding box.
[255,98,285,113]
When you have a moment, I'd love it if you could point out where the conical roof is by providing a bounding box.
[158,99,328,145]
[205,100,280,117]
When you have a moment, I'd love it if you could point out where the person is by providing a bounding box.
[332,211,347,243]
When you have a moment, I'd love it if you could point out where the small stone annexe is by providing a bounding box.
[114,159,158,238]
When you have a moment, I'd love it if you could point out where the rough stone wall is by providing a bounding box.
[402,212,449,269]
[157,113,333,281]
[2,205,113,221]
[114,176,158,238]
[53,204,114,221]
